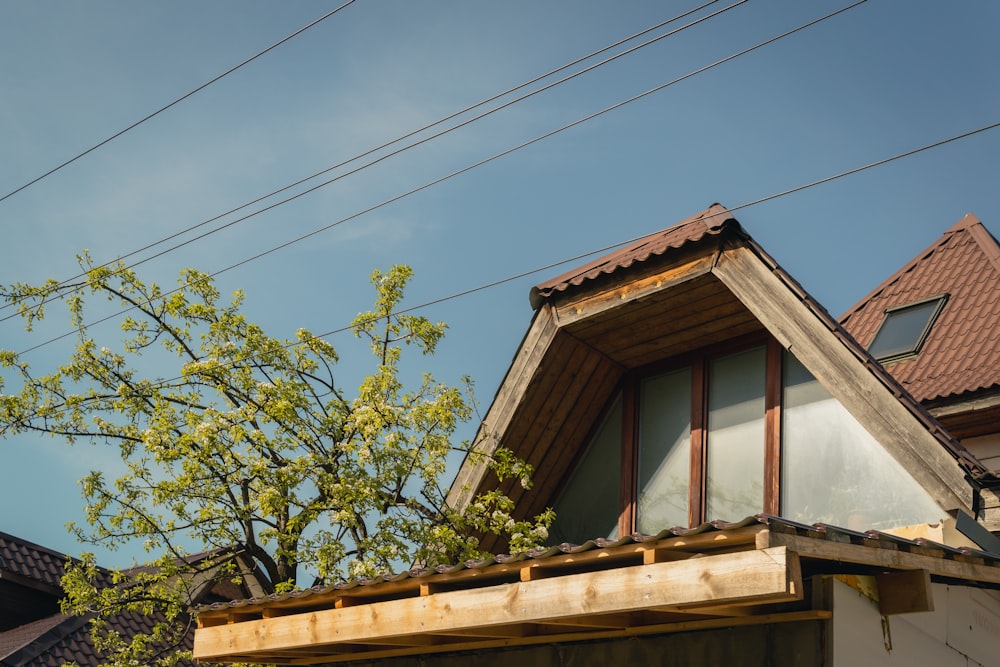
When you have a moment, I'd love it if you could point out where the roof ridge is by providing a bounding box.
[529,203,736,308]
[963,214,1000,274]
[0,531,73,565]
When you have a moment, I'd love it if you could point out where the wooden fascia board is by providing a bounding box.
[547,251,716,328]
[928,391,1000,419]
[711,242,972,514]
[445,304,561,512]
[192,547,801,661]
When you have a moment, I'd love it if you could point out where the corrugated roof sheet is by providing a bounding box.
[841,213,1000,403]
[196,514,1000,618]
[530,203,735,307]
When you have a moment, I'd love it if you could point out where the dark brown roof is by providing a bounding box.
[0,533,230,666]
[530,203,735,307]
[0,609,197,667]
[841,213,1000,404]
[0,532,70,591]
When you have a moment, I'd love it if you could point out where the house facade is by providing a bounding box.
[194,206,1000,665]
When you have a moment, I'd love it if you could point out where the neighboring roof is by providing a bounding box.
[194,515,1000,664]
[0,532,72,592]
[0,532,249,666]
[841,213,1000,404]
[0,615,66,663]
[0,609,197,667]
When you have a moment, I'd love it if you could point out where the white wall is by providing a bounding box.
[832,578,1000,666]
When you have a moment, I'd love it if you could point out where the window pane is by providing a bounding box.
[549,395,621,544]
[636,367,691,533]
[706,347,765,521]
[781,352,945,529]
[868,298,945,360]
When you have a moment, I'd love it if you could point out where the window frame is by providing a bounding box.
[868,294,948,362]
[609,332,784,536]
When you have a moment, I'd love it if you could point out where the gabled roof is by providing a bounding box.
[0,532,78,593]
[448,205,992,547]
[0,608,188,667]
[0,532,257,666]
[841,213,1000,406]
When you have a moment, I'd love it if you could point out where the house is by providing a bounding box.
[0,531,257,666]
[193,205,1000,665]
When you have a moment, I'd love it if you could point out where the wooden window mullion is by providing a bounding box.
[689,357,707,527]
[618,377,637,538]
[763,337,783,516]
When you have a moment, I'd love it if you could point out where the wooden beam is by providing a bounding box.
[712,242,972,514]
[445,305,561,511]
[273,610,834,665]
[194,547,801,661]
[763,530,1000,585]
[550,254,715,328]
[875,569,934,615]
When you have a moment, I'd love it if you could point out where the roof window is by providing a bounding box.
[868,295,947,361]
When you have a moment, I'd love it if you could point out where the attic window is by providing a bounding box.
[867,295,947,361]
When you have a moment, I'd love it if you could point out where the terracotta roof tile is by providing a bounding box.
[530,203,735,306]
[841,213,1000,403]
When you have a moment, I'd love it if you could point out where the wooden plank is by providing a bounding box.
[612,311,762,369]
[619,376,637,537]
[875,569,934,615]
[550,253,715,328]
[564,274,723,341]
[193,547,801,661]
[763,530,1000,585]
[712,243,972,514]
[232,610,833,665]
[518,358,623,521]
[446,305,561,512]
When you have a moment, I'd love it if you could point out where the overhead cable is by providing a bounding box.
[11,0,869,356]
[0,0,358,205]
[24,2,990,368]
[0,0,732,322]
[11,116,999,416]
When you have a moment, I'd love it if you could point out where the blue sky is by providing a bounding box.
[1,0,998,566]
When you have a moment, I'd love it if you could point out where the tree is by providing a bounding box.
[0,257,552,666]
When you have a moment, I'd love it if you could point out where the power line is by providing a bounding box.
[0,0,734,322]
[10,0,872,357]
[0,0,358,205]
[13,116,1000,407]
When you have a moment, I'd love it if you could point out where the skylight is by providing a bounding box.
[868,296,948,361]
